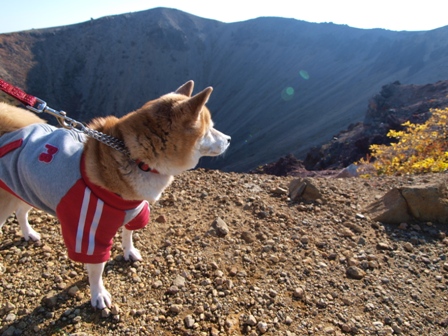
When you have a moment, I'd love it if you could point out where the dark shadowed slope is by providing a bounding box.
[1,8,448,171]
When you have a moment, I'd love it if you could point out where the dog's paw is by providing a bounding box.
[90,286,112,309]
[23,228,41,242]
[124,247,142,261]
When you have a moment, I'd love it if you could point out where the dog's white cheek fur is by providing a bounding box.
[199,128,231,157]
[157,127,231,175]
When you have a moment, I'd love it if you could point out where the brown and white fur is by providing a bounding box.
[0,81,230,309]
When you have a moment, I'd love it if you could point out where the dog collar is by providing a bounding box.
[135,159,159,174]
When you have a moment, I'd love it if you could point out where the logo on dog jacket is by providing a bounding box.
[38,144,59,163]
[0,124,150,263]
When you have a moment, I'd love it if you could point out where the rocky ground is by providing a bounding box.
[1,170,448,336]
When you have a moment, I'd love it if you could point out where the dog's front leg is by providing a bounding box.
[85,262,111,309]
[15,203,41,241]
[122,227,142,261]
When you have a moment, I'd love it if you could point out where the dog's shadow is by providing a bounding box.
[0,247,137,336]
[0,278,119,336]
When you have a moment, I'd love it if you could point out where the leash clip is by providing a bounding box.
[26,98,83,131]
[26,97,47,114]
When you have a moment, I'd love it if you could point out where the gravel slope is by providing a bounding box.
[1,170,447,335]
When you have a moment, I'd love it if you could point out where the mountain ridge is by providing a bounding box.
[1,8,448,171]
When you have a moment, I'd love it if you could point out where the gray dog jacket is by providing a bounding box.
[0,123,149,263]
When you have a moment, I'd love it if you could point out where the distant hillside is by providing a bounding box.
[1,7,448,172]
[255,80,448,176]
[303,80,448,170]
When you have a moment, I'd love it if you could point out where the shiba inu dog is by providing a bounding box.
[0,81,230,309]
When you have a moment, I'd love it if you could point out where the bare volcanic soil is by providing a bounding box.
[1,170,448,336]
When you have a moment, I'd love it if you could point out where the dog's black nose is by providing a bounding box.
[227,137,231,144]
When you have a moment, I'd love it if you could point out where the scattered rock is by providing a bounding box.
[403,242,414,252]
[244,314,257,326]
[377,242,392,250]
[289,178,322,203]
[241,231,256,243]
[439,317,448,327]
[257,321,269,334]
[292,287,305,299]
[339,227,355,237]
[4,313,16,322]
[172,275,186,288]
[272,186,288,195]
[212,217,230,236]
[111,305,120,315]
[346,266,366,280]
[167,286,179,295]
[210,326,220,336]
[343,222,363,233]
[101,308,110,318]
[68,286,79,297]
[169,304,182,314]
[155,215,167,223]
[152,280,163,289]
[184,315,195,328]
[42,291,57,308]
[3,301,15,313]
[336,164,359,178]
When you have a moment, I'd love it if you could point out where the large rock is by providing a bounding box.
[289,178,322,203]
[212,217,230,236]
[402,183,448,222]
[365,182,448,224]
[336,164,359,178]
[365,188,412,224]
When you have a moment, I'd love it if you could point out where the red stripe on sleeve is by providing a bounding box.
[57,179,127,264]
[0,139,23,158]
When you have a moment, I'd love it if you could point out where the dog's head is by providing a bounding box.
[119,81,230,175]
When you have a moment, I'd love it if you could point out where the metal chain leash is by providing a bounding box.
[83,127,131,157]
[28,97,131,158]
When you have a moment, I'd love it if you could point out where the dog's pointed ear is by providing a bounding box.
[185,87,213,118]
[175,80,194,97]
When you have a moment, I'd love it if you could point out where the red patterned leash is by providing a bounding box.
[0,78,86,128]
[0,78,38,107]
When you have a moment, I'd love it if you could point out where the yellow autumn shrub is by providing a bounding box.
[356,107,448,175]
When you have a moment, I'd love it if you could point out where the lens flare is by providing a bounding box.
[244,133,253,144]
[281,87,295,101]
[299,70,310,80]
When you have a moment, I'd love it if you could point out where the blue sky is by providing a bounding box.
[0,0,447,34]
